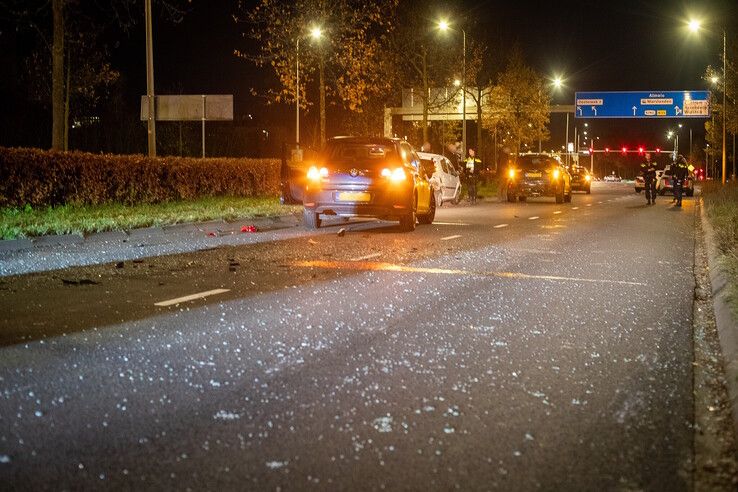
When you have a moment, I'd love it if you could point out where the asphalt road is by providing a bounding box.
[0,182,698,490]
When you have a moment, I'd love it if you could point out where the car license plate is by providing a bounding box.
[336,191,371,202]
[525,172,542,178]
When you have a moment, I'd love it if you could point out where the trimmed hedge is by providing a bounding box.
[0,147,281,207]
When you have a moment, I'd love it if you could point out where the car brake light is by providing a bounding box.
[307,166,328,181]
[381,168,406,182]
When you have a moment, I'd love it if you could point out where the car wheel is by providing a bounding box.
[507,188,516,202]
[434,190,443,208]
[303,209,321,230]
[564,190,572,203]
[555,186,564,204]
[518,195,527,202]
[418,194,436,225]
[399,195,417,232]
[586,186,591,194]
[635,188,642,193]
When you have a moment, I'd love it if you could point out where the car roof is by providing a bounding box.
[417,152,444,160]
[328,136,402,146]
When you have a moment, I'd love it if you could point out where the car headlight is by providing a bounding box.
[307,166,328,181]
[585,174,591,181]
[381,168,406,182]
[552,169,560,179]
[508,168,516,179]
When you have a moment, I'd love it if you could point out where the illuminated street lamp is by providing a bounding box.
[438,19,467,157]
[687,18,727,183]
[295,26,323,152]
[551,75,569,163]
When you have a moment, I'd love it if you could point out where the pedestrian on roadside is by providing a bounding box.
[465,148,482,204]
[673,155,689,207]
[420,141,432,153]
[445,142,462,174]
[640,152,657,205]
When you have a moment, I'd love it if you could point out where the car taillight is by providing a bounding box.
[381,167,406,182]
[307,166,329,181]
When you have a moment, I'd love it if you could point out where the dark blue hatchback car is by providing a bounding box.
[302,137,434,232]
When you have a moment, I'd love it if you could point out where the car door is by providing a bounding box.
[442,157,460,200]
[403,143,431,213]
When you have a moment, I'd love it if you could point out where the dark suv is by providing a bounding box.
[569,166,591,194]
[506,154,572,203]
[302,137,435,231]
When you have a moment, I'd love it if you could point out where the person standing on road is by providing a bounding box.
[640,152,657,205]
[673,155,689,207]
[465,148,482,204]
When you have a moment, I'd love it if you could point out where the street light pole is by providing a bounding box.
[145,0,156,157]
[296,38,300,150]
[462,28,466,158]
[722,29,727,184]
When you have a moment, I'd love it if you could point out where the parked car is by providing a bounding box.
[603,173,622,182]
[570,166,592,194]
[634,175,644,193]
[657,165,694,197]
[302,137,435,231]
[418,152,461,206]
[506,154,572,204]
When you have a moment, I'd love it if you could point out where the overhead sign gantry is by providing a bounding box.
[575,91,711,118]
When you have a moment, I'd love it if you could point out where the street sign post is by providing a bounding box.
[574,91,711,119]
[140,95,233,157]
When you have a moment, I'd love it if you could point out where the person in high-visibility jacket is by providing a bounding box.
[672,155,689,207]
[639,152,657,205]
[464,148,483,204]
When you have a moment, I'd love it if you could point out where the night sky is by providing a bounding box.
[54,0,738,153]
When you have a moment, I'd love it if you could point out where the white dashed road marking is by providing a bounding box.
[528,216,540,220]
[572,207,579,210]
[433,222,469,226]
[493,224,509,229]
[553,211,562,215]
[351,252,382,262]
[440,235,463,241]
[155,289,230,307]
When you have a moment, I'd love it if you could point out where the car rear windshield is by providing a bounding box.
[515,156,557,170]
[324,143,397,166]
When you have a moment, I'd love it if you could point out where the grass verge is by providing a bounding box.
[702,181,738,317]
[0,196,301,240]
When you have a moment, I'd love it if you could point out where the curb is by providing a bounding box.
[699,198,738,436]
[0,213,301,254]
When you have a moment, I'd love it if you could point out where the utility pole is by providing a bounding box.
[722,30,727,184]
[461,29,466,158]
[145,0,156,157]
[590,139,594,174]
[565,113,569,165]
